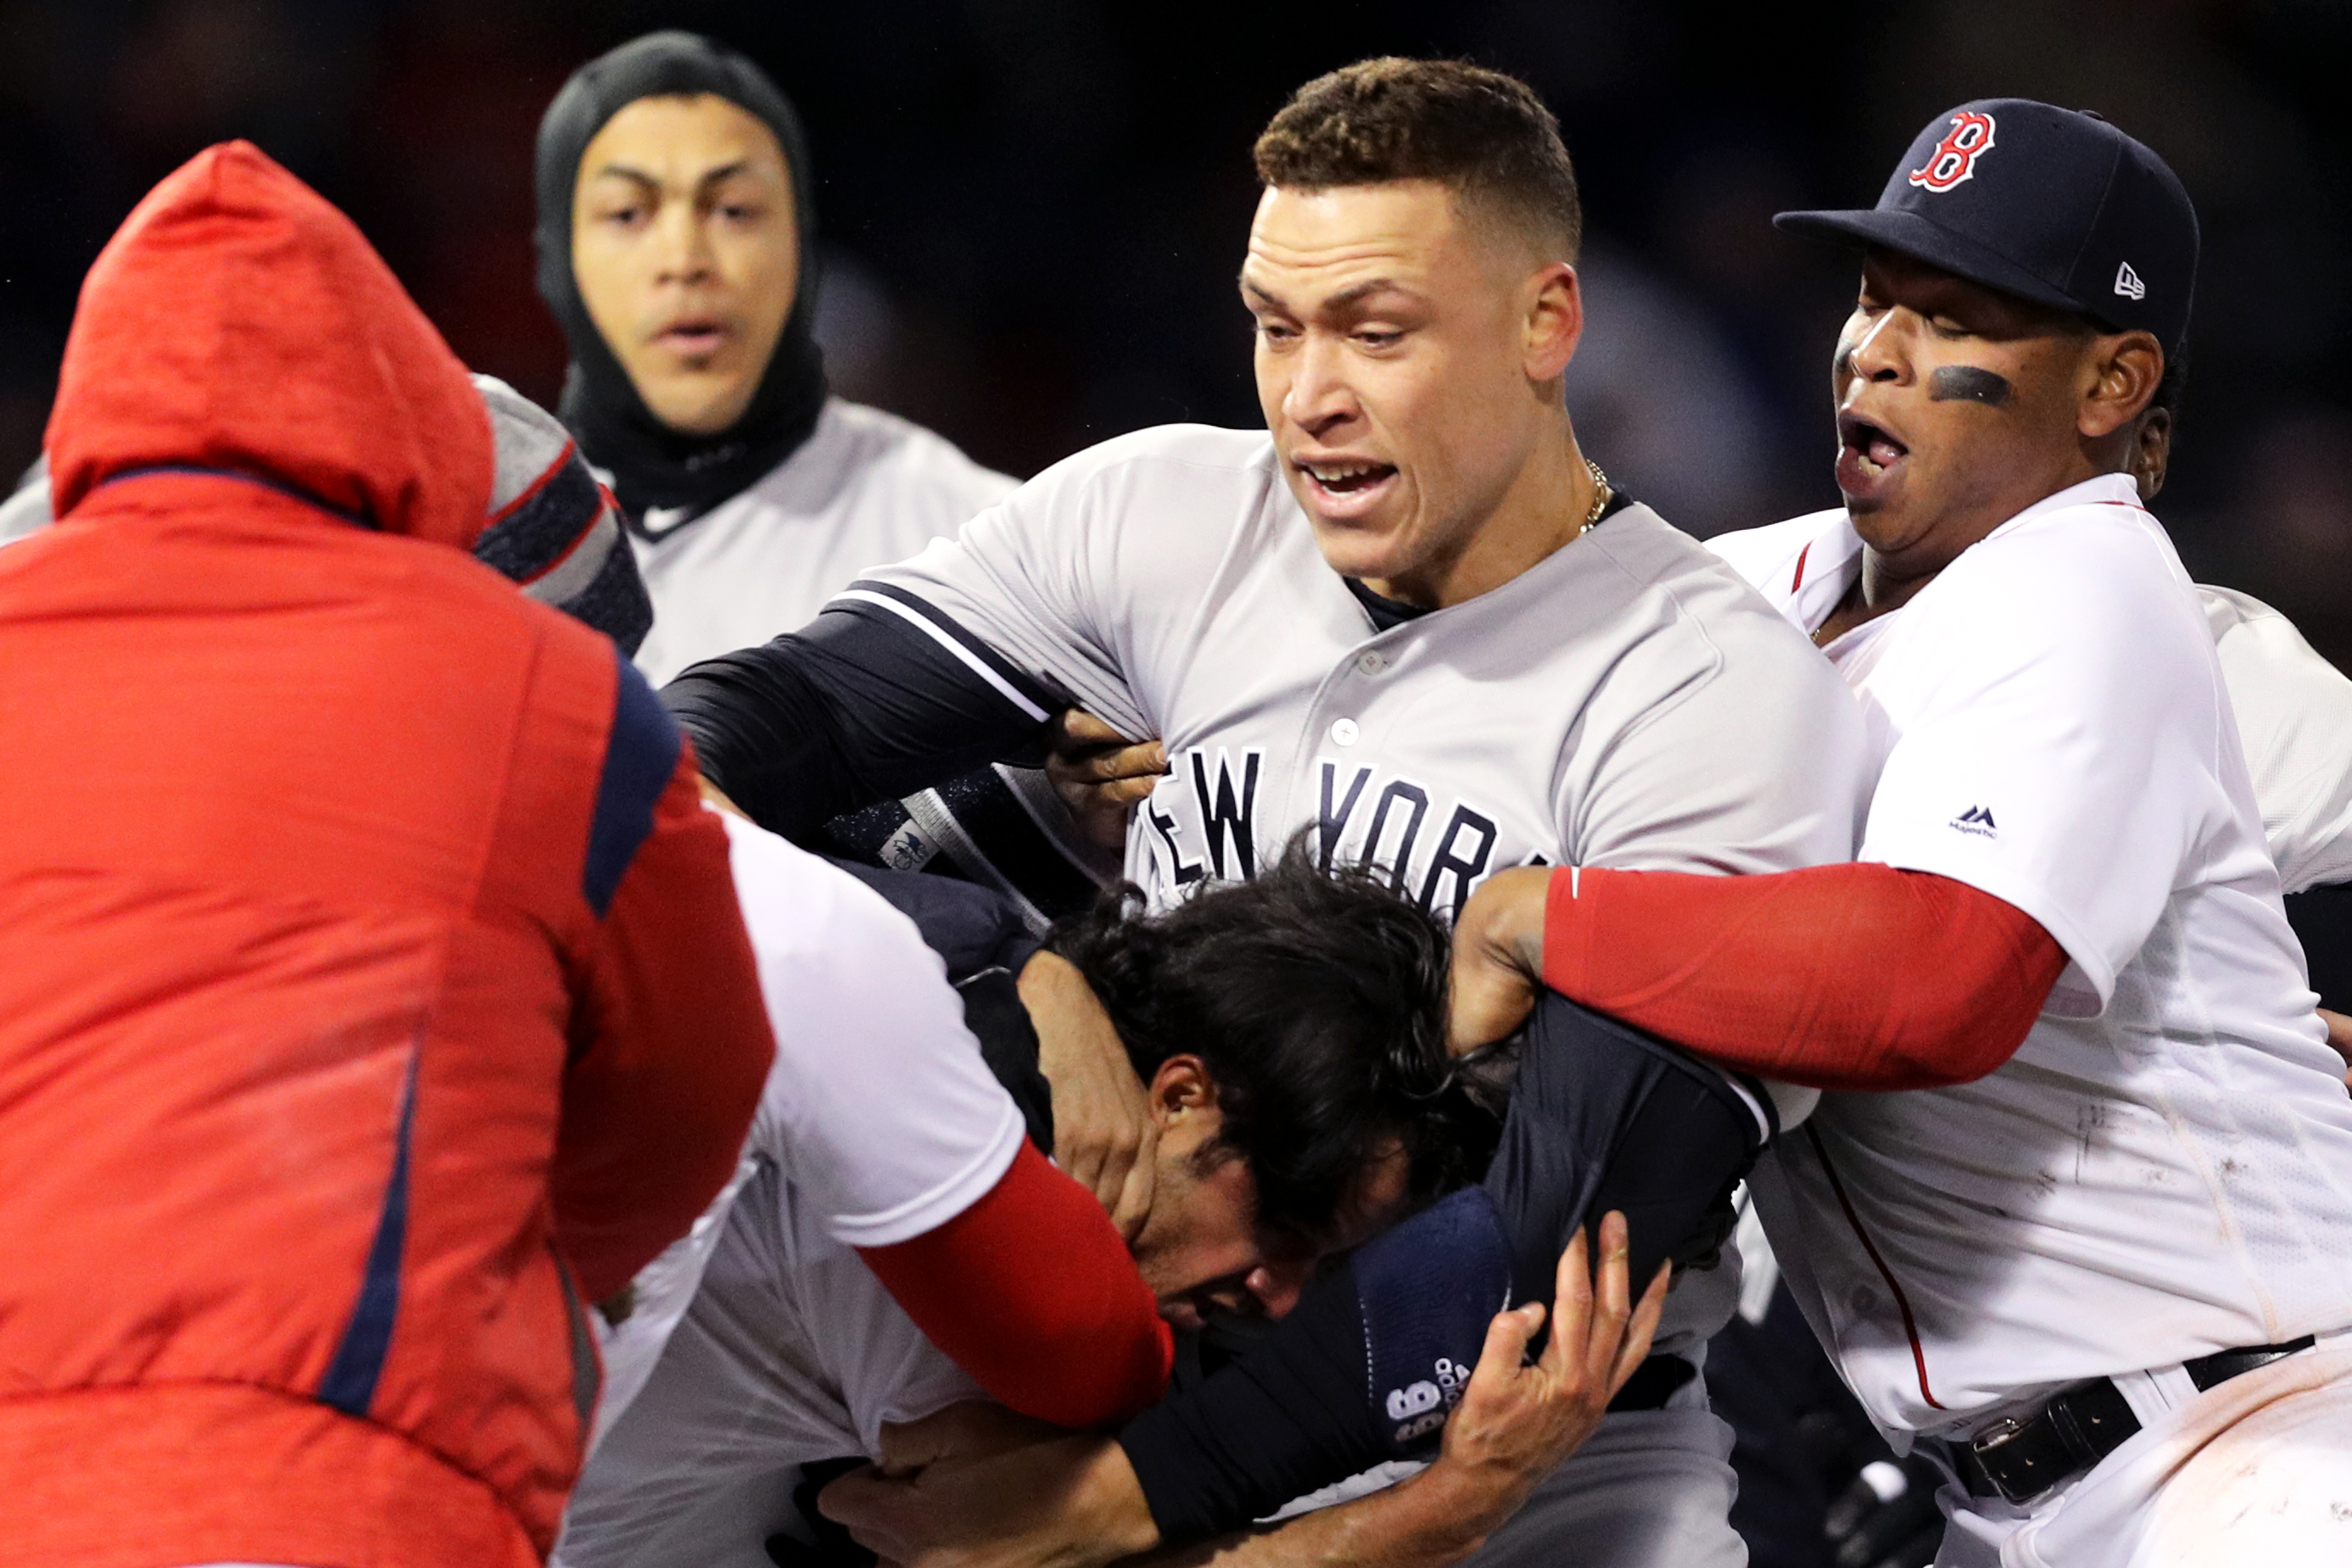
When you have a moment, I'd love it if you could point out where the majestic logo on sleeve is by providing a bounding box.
[1950,804,1997,838]
[1908,112,1997,192]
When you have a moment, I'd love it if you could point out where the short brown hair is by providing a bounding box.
[1253,59,1583,263]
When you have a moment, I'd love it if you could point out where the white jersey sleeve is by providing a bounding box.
[1853,488,2239,1011]
[855,426,1272,743]
[2202,585,2352,895]
[589,815,1024,1452]
[721,812,1025,1246]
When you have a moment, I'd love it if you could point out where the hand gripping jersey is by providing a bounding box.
[669,423,1871,1373]
[1707,475,2352,1436]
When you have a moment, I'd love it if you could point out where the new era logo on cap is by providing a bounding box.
[2115,260,2147,300]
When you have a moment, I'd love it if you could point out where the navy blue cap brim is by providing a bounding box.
[1774,207,2114,326]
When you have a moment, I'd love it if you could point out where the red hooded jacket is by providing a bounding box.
[0,143,774,1565]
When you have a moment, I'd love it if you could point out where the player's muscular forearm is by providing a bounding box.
[1455,863,2067,1090]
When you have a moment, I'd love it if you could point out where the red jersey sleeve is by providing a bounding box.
[859,1140,1175,1429]
[1540,862,2068,1091]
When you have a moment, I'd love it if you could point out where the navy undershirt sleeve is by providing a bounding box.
[660,598,1065,841]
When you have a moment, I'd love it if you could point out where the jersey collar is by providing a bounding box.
[1982,472,2148,544]
[1785,511,1865,637]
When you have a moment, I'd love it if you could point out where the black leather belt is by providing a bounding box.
[1951,1336,2315,1504]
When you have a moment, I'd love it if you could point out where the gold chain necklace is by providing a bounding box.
[1576,458,1612,538]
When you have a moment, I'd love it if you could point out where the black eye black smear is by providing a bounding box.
[1930,365,2012,405]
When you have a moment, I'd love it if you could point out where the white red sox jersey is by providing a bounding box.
[561,1152,990,1568]
[627,397,1017,685]
[851,421,1872,1359]
[579,812,1020,1509]
[1709,474,2352,1438]
[2202,585,2352,896]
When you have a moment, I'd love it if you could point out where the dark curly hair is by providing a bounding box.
[1048,835,1499,1248]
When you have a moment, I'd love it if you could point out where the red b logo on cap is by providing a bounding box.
[1908,112,1997,192]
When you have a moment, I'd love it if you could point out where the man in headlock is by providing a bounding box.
[556,844,1558,1568]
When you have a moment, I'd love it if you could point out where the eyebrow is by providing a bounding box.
[1238,276,1414,313]
[589,158,757,191]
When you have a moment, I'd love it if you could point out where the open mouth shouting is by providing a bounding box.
[651,314,731,362]
[1293,455,1399,518]
[1835,410,1910,505]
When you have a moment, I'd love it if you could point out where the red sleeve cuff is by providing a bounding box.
[859,1140,1174,1428]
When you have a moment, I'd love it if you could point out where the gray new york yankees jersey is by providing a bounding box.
[856,424,1870,921]
[851,423,1869,1363]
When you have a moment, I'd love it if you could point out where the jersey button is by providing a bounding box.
[1330,717,1360,746]
[1356,650,1388,675]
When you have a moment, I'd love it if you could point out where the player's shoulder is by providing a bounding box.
[1072,421,1274,469]
[1975,476,2177,581]
[720,812,939,973]
[1021,422,1276,503]
[1943,476,2199,641]
[1702,509,1847,598]
[1579,502,1860,710]
[822,399,1020,508]
[2201,584,2329,687]
[2200,583,2293,644]
[1588,503,1825,651]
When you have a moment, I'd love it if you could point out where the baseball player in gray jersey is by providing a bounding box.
[668,57,1865,1568]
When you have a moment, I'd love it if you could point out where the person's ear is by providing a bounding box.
[1523,262,1584,385]
[1148,1054,1217,1125]
[2130,405,2174,499]
[2080,332,2165,441]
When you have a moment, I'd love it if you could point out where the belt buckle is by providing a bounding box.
[1969,1415,2027,1456]
[1968,1416,2042,1504]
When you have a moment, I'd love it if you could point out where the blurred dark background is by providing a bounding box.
[1,0,2345,661]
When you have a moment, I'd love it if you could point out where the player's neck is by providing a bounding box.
[1818,444,2121,643]
[1369,422,1599,611]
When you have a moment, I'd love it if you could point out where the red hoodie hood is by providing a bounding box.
[47,141,491,550]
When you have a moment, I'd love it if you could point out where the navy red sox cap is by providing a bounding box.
[1775,98,2198,357]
